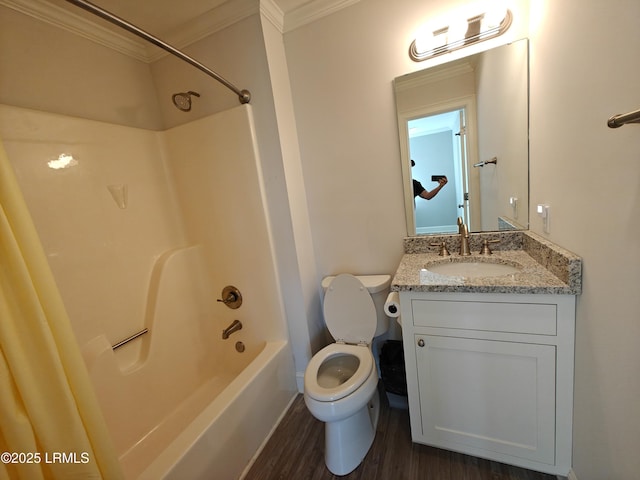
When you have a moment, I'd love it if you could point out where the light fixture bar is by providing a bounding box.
[409,9,513,62]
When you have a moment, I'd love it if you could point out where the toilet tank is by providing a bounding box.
[321,274,391,337]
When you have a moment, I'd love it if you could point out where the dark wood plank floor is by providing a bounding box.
[244,388,559,480]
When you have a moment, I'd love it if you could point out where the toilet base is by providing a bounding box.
[324,390,380,476]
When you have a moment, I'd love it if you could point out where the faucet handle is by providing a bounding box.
[217,285,243,309]
[479,239,500,255]
[430,241,451,256]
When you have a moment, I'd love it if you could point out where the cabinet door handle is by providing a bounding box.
[417,338,425,347]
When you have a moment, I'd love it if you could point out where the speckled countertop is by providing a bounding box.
[392,230,582,295]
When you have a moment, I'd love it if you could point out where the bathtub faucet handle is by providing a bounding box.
[218,291,237,304]
[217,285,243,309]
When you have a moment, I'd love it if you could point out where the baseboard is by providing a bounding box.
[296,371,304,393]
[559,469,578,480]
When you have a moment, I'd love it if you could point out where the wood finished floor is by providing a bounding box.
[244,390,558,480]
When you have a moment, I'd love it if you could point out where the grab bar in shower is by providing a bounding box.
[607,108,640,128]
[63,0,251,105]
[112,328,149,350]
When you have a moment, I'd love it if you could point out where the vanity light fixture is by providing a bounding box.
[409,8,513,62]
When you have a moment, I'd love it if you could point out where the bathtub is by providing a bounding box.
[137,340,295,480]
[80,246,297,479]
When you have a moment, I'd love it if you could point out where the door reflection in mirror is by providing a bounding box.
[409,109,470,234]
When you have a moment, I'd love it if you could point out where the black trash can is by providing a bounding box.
[379,340,408,409]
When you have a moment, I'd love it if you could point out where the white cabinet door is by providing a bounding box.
[415,335,556,465]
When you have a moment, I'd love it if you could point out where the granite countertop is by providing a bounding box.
[392,231,582,295]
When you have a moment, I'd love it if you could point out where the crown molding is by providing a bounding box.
[150,0,259,62]
[1,0,260,63]
[395,63,474,93]
[1,0,361,62]
[284,0,361,33]
[0,0,149,61]
[260,0,285,33]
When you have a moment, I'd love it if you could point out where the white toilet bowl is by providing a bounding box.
[303,273,390,476]
[304,343,379,421]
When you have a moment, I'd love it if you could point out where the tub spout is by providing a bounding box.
[222,319,242,339]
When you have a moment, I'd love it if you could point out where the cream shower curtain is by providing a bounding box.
[0,139,123,479]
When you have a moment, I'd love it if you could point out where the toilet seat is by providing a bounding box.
[304,343,374,402]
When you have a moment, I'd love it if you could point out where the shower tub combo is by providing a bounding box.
[0,103,297,479]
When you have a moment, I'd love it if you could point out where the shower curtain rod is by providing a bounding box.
[64,0,251,104]
[607,108,640,128]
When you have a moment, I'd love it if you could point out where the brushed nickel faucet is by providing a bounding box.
[222,319,242,339]
[457,217,471,256]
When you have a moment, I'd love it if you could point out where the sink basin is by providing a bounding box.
[425,258,522,278]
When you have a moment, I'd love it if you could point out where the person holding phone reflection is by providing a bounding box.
[411,159,448,201]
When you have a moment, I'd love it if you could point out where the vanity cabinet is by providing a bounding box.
[399,292,576,476]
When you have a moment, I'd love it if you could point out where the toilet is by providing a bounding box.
[304,273,391,476]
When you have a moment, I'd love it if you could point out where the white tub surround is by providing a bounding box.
[1,103,298,479]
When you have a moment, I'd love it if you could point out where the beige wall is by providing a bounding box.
[0,6,163,130]
[150,15,268,129]
[529,1,640,478]
[284,0,640,478]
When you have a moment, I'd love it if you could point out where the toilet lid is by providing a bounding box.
[323,274,376,344]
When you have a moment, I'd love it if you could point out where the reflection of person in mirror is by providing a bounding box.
[411,159,448,201]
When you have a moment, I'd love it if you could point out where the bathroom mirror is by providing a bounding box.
[394,39,529,236]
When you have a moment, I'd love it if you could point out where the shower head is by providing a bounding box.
[172,91,200,112]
